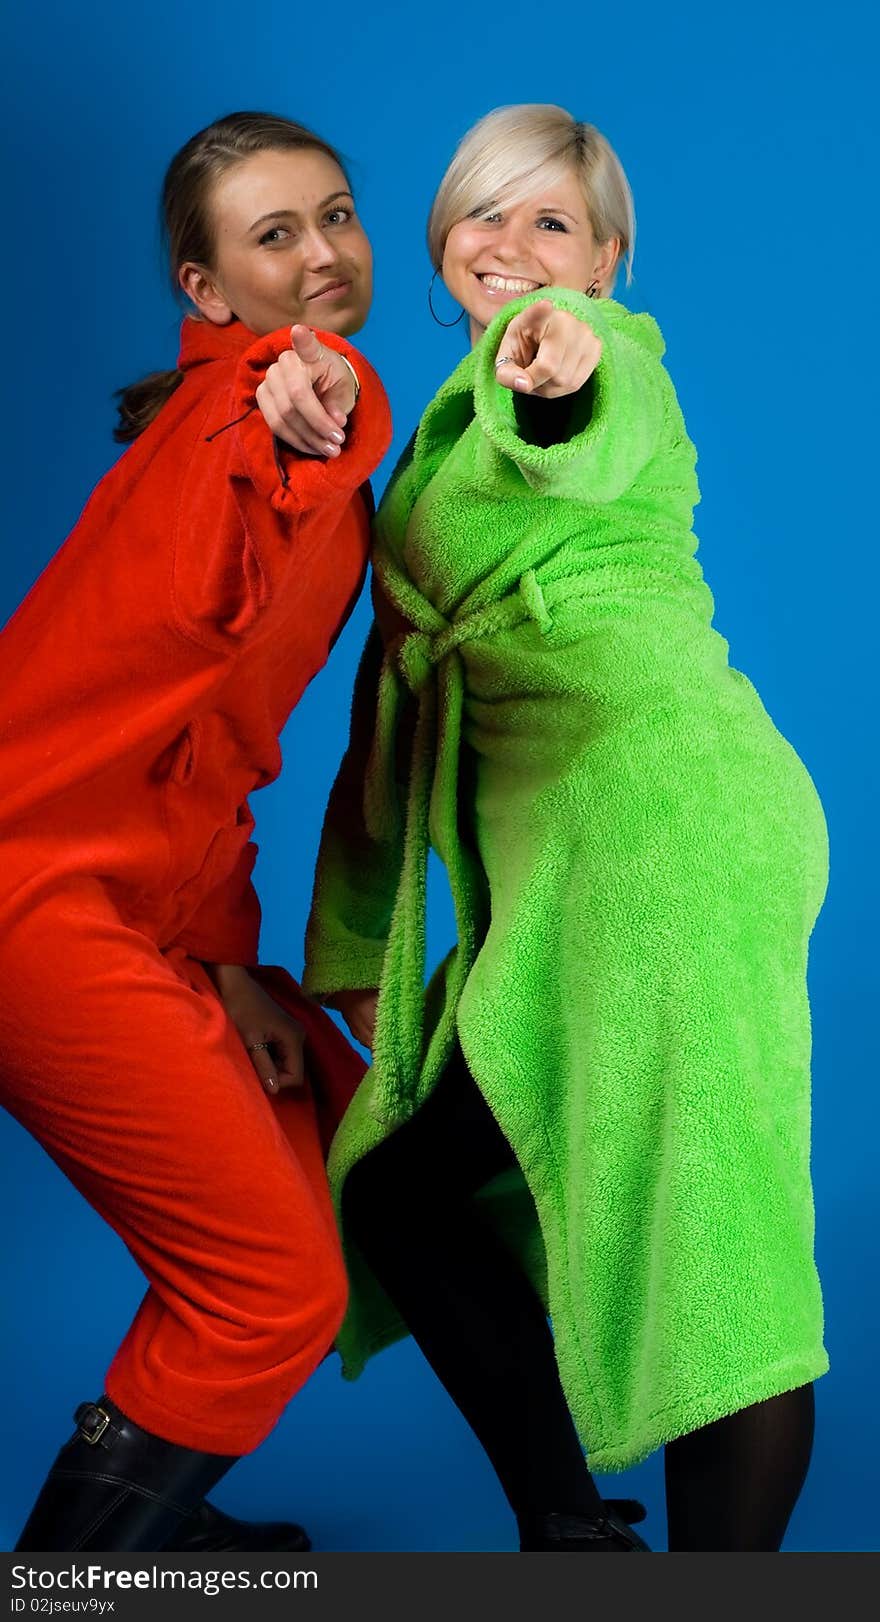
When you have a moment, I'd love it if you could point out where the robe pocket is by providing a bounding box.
[168,719,201,786]
[159,718,251,896]
[172,478,270,648]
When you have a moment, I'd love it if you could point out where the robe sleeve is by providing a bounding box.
[472,288,672,504]
[170,327,392,652]
[302,617,407,999]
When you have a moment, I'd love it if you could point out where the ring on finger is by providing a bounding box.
[247,1041,271,1055]
[494,354,514,370]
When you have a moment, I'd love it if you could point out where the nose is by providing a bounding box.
[300,225,338,270]
[492,216,533,267]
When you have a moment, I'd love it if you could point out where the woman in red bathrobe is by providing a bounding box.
[0,111,391,1552]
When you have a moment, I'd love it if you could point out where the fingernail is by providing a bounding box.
[330,430,345,444]
[323,442,341,457]
[514,377,530,391]
[264,1077,278,1094]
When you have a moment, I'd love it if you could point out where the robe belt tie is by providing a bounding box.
[394,568,553,697]
[362,565,589,1118]
[364,569,544,841]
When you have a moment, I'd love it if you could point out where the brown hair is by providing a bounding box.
[114,111,348,443]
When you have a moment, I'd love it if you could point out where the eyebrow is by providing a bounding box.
[533,204,581,222]
[476,199,582,224]
[248,192,354,232]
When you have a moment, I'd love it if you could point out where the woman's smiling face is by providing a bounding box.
[441,167,607,339]
[179,147,373,337]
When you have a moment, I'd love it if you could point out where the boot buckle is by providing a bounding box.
[74,1402,112,1446]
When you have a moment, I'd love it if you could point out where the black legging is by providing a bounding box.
[342,1046,815,1552]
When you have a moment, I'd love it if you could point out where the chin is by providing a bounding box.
[337,307,370,339]
[339,310,367,338]
[311,306,367,339]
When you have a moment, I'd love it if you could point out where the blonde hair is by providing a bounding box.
[427,104,635,291]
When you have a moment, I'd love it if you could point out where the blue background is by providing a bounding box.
[1,0,875,1553]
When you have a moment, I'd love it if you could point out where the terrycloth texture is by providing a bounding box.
[0,905,355,1454]
[0,314,391,962]
[304,288,830,1471]
[0,315,392,1450]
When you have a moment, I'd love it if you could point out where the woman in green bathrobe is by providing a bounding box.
[303,105,829,1552]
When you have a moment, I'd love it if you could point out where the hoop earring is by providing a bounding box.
[428,269,466,327]
[587,280,600,298]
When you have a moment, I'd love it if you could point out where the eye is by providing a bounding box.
[537,216,568,233]
[259,225,293,245]
[469,206,502,224]
[325,207,353,226]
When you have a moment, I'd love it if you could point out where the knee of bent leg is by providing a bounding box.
[315,1236,349,1346]
[259,1218,349,1368]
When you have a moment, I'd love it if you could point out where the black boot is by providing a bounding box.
[519,1499,651,1552]
[15,1397,237,1552]
[164,1499,311,1553]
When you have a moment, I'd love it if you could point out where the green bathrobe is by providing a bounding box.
[303,286,829,1471]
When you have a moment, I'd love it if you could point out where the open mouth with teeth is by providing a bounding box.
[476,273,547,295]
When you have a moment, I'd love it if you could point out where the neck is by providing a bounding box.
[469,315,485,349]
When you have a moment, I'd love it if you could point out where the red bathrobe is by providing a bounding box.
[0,316,392,1453]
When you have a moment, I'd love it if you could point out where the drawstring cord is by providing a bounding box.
[204,405,290,491]
[204,405,256,441]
